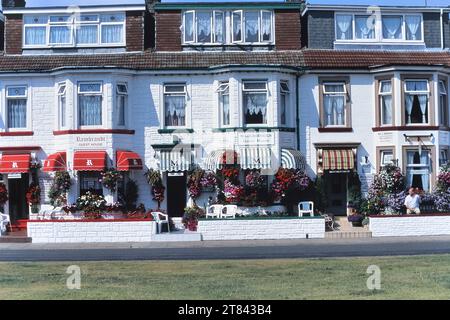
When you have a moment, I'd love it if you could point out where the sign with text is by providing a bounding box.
[74,136,108,149]
[237,132,275,146]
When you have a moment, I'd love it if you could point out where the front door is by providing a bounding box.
[167,173,187,217]
[8,173,29,223]
[325,173,347,216]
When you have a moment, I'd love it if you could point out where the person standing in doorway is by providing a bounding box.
[404,187,421,214]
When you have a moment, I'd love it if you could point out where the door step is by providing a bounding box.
[0,235,32,243]
[325,231,372,239]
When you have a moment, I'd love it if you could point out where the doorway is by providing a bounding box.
[325,172,348,216]
[167,173,187,217]
[7,173,29,223]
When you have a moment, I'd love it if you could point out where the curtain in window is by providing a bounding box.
[49,26,71,44]
[405,95,414,123]
[420,151,430,192]
[101,25,123,43]
[244,92,267,124]
[324,95,333,126]
[214,13,224,43]
[25,27,46,45]
[280,94,286,125]
[79,95,102,126]
[7,99,27,128]
[77,25,98,44]
[381,95,392,125]
[355,16,374,39]
[406,151,415,188]
[233,12,242,41]
[117,95,126,126]
[261,12,272,41]
[245,12,259,42]
[406,15,421,40]
[185,12,194,42]
[383,16,402,39]
[221,93,230,126]
[418,95,428,123]
[197,12,211,43]
[337,15,352,40]
[165,96,186,126]
[60,96,66,127]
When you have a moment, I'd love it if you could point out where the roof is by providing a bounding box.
[0,50,448,73]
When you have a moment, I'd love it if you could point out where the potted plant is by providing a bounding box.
[100,169,122,193]
[182,206,205,231]
[76,192,107,219]
[144,169,165,209]
[48,171,72,207]
[25,183,41,214]
[347,213,365,227]
[0,182,8,211]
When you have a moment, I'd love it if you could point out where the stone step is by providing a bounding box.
[0,236,32,243]
[325,231,372,239]
[152,230,202,242]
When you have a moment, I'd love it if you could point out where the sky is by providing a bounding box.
[4,0,450,9]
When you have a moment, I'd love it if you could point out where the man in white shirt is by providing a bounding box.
[404,187,421,214]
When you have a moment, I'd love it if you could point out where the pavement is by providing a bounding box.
[2,236,450,261]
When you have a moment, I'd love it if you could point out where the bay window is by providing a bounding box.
[322,82,347,127]
[406,150,430,192]
[116,84,128,127]
[78,82,103,127]
[217,82,230,126]
[280,81,290,126]
[23,12,125,48]
[243,81,268,125]
[6,86,27,129]
[404,80,429,124]
[379,80,393,126]
[164,84,186,127]
[439,80,448,126]
[58,83,67,128]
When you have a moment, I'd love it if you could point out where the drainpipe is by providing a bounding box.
[440,9,444,50]
[296,72,301,151]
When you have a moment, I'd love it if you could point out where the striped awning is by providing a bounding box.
[43,152,67,172]
[73,151,107,171]
[0,154,31,173]
[202,149,238,171]
[159,149,192,172]
[322,149,355,171]
[116,150,143,171]
[239,147,272,170]
[281,149,306,170]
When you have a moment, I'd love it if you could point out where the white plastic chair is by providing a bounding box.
[206,205,223,219]
[0,213,11,235]
[152,211,170,233]
[298,201,314,217]
[221,205,237,219]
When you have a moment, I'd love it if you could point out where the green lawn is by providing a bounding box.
[2,255,450,300]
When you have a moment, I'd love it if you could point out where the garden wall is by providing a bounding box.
[197,217,325,240]
[27,220,156,243]
[369,214,450,237]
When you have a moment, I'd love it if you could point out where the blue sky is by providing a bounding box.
[7,0,450,8]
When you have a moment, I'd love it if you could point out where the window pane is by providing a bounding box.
[49,26,72,44]
[50,15,71,23]
[197,12,212,43]
[79,83,102,93]
[79,15,99,23]
[405,15,422,40]
[220,89,230,126]
[382,16,403,39]
[24,15,48,24]
[117,95,126,126]
[280,93,287,125]
[355,15,375,39]
[60,95,66,127]
[244,92,267,124]
[244,82,266,90]
[165,95,186,127]
[336,15,353,40]
[214,12,224,43]
[405,80,428,92]
[380,81,392,93]
[7,87,26,97]
[7,99,27,129]
[80,172,103,196]
[79,95,102,126]
[280,82,290,92]
[77,25,98,44]
[233,12,242,42]
[324,83,345,93]
[184,12,194,42]
[117,84,128,94]
[25,27,47,45]
[261,11,272,42]
[245,11,259,42]
[101,25,124,43]
[100,14,125,23]
[382,151,393,165]
[323,95,345,126]
[439,81,447,95]
[381,95,392,125]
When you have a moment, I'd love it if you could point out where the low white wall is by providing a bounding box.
[198,217,325,240]
[370,215,450,237]
[27,220,156,243]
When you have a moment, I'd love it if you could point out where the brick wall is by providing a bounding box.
[370,215,450,237]
[155,10,182,51]
[423,12,441,49]
[5,14,22,55]
[0,20,4,52]
[126,11,145,52]
[275,10,302,50]
[198,218,325,240]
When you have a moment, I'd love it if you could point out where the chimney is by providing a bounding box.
[2,0,26,8]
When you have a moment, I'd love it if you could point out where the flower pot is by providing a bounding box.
[351,221,363,227]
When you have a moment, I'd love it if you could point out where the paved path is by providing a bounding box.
[1,236,450,261]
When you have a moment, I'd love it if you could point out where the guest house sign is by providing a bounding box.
[237,132,275,146]
[73,136,108,149]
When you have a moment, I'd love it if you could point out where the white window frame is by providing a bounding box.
[217,81,230,127]
[322,82,347,127]
[439,80,448,127]
[163,83,187,129]
[23,12,126,49]
[404,79,430,125]
[116,83,128,128]
[183,10,195,44]
[379,80,393,126]
[242,80,269,126]
[232,10,244,43]
[5,85,29,131]
[334,12,424,44]
[77,82,103,128]
[380,150,394,167]
[406,149,431,192]
[57,82,67,129]
[440,149,448,166]
[280,80,290,126]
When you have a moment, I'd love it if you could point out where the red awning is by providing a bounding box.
[0,154,31,173]
[116,150,143,171]
[73,151,107,171]
[43,152,67,172]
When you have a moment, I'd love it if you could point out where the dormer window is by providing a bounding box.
[182,10,273,45]
[23,12,125,48]
[335,13,423,43]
